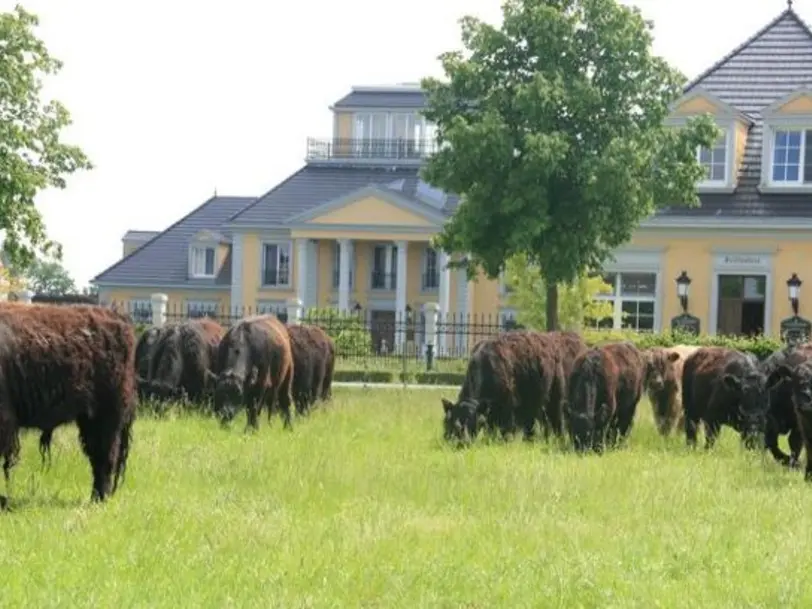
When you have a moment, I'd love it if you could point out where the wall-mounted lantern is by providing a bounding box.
[788,273,802,317]
[676,271,691,314]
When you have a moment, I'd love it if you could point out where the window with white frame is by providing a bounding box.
[262,242,291,287]
[698,134,727,182]
[371,244,397,290]
[187,300,218,319]
[332,242,354,288]
[190,245,215,277]
[352,111,438,156]
[592,272,657,331]
[422,247,439,290]
[129,298,152,323]
[770,129,812,184]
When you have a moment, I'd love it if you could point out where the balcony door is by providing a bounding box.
[354,113,387,157]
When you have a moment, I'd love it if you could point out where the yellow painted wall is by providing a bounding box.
[333,111,355,157]
[774,94,812,114]
[216,243,230,277]
[671,95,720,116]
[239,233,297,311]
[308,196,436,227]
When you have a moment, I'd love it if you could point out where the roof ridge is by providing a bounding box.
[93,195,234,283]
[683,8,803,93]
[226,166,310,223]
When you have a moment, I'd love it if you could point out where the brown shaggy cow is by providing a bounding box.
[643,345,699,436]
[0,303,136,508]
[286,323,336,415]
[544,331,588,438]
[213,314,294,430]
[441,330,563,445]
[681,346,777,450]
[766,357,812,480]
[566,341,645,453]
[761,343,812,467]
[145,318,224,403]
[135,325,172,399]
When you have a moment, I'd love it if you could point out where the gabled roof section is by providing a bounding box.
[331,84,427,110]
[93,195,255,286]
[227,165,460,228]
[190,228,230,243]
[656,6,812,220]
[762,86,812,116]
[285,184,446,226]
[668,88,754,124]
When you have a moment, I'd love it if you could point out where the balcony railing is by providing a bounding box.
[371,271,397,290]
[306,137,439,163]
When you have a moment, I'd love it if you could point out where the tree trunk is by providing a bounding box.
[546,283,558,331]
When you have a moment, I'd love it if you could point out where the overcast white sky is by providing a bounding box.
[0,0,801,286]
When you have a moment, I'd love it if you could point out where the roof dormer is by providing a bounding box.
[760,88,812,193]
[665,88,753,193]
[188,229,229,280]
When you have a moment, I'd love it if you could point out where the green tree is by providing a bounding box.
[26,257,76,295]
[0,5,92,270]
[421,0,719,330]
[504,253,614,330]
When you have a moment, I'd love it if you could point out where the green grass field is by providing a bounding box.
[0,388,809,607]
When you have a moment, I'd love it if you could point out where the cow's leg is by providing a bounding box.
[764,421,792,466]
[788,428,804,468]
[77,413,121,503]
[278,370,294,431]
[703,420,721,450]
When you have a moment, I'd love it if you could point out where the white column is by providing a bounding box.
[395,240,408,352]
[423,302,439,359]
[338,238,352,312]
[295,238,308,308]
[150,292,168,328]
[438,250,451,356]
[17,289,34,304]
[286,297,303,325]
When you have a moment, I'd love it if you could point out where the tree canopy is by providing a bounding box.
[25,257,76,295]
[0,5,92,270]
[421,0,719,329]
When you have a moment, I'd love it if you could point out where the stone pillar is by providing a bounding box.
[295,238,308,309]
[286,297,303,325]
[151,292,168,328]
[395,240,408,352]
[423,302,439,368]
[338,238,352,312]
[438,250,451,356]
[17,289,34,304]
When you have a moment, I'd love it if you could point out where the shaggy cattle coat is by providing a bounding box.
[286,324,335,415]
[566,341,645,453]
[214,314,294,430]
[644,344,699,437]
[0,303,136,507]
[769,357,812,481]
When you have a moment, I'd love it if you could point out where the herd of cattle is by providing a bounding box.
[441,329,812,481]
[0,302,336,510]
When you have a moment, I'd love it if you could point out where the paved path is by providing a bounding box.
[333,382,459,390]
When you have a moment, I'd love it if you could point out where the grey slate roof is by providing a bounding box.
[332,87,427,109]
[227,165,460,227]
[659,7,812,218]
[94,196,255,285]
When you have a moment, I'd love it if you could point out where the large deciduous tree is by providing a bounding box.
[25,257,76,295]
[421,0,719,329]
[0,5,92,270]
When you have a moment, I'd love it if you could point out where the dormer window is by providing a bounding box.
[698,134,728,183]
[769,129,812,184]
[760,89,812,192]
[190,246,215,278]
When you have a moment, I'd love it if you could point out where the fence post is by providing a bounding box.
[151,292,168,328]
[286,297,303,325]
[17,289,34,304]
[423,302,439,371]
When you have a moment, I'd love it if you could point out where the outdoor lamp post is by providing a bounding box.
[788,273,802,317]
[676,271,691,314]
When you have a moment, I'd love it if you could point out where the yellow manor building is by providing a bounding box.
[93,5,812,341]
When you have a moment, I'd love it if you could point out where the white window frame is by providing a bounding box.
[593,271,659,332]
[189,245,216,278]
[186,300,219,319]
[664,113,736,191]
[767,127,812,186]
[371,243,398,290]
[760,90,812,191]
[696,132,729,185]
[422,246,439,291]
[260,241,292,288]
[352,112,437,144]
[332,241,355,289]
[129,298,152,323]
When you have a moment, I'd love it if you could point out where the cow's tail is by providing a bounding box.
[112,409,135,495]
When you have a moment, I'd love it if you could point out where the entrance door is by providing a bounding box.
[717,275,766,337]
[370,310,396,354]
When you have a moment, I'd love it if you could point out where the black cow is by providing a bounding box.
[768,358,812,480]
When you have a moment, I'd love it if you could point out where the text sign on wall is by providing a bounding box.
[714,253,771,270]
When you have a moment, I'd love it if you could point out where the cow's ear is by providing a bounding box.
[441,398,454,414]
[723,374,742,391]
[667,351,681,363]
[767,364,792,389]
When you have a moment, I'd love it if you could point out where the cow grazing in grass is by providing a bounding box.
[682,346,777,450]
[546,331,588,439]
[766,357,812,480]
[145,318,224,403]
[135,326,171,400]
[0,303,136,509]
[286,323,335,415]
[644,345,699,437]
[566,341,646,453]
[441,330,565,446]
[213,314,294,430]
[761,343,812,467]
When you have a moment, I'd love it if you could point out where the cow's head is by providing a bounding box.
[213,367,259,426]
[769,361,812,415]
[644,348,681,393]
[441,397,486,446]
[723,362,780,449]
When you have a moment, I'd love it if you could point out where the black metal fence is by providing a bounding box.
[114,301,519,373]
